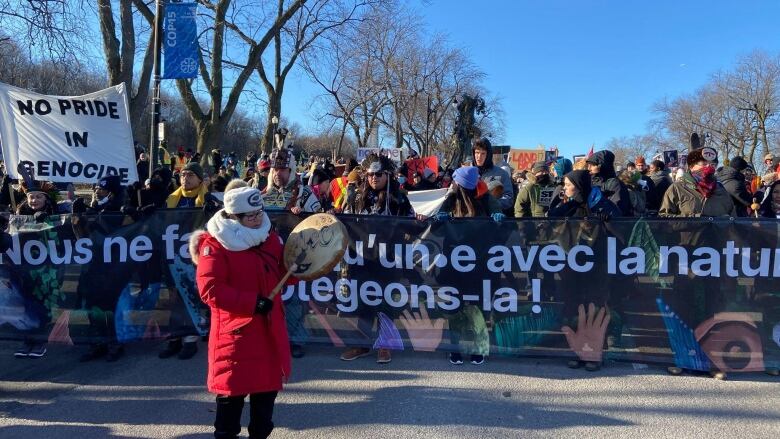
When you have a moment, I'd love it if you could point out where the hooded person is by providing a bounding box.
[551,157,573,185]
[189,186,292,438]
[167,162,209,208]
[261,147,320,214]
[515,161,557,217]
[89,175,125,213]
[715,156,752,216]
[547,170,622,219]
[471,137,514,211]
[659,134,736,218]
[585,150,633,216]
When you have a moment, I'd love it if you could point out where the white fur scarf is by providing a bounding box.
[204,210,271,252]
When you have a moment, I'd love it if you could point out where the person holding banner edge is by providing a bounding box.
[159,161,210,361]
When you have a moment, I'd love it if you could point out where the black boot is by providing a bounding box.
[159,338,182,359]
[178,340,198,360]
[290,343,305,359]
[106,343,125,362]
[214,395,244,439]
[80,343,108,362]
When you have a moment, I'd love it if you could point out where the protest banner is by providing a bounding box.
[0,82,139,184]
[572,154,587,163]
[407,188,448,217]
[405,156,439,181]
[1,210,779,373]
[162,2,199,79]
[357,148,403,166]
[507,148,545,171]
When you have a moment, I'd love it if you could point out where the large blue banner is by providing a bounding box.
[162,2,199,79]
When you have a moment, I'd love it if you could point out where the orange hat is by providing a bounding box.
[635,156,646,165]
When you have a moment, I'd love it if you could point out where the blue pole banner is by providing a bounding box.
[162,2,199,79]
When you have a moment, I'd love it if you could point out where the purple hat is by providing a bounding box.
[453,166,479,190]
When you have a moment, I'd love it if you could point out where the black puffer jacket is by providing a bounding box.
[715,165,751,216]
[587,150,632,216]
[548,170,622,218]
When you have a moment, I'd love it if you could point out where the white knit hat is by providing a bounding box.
[224,186,264,215]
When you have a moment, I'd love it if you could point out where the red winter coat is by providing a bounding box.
[192,230,292,396]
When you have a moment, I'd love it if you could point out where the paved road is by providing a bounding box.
[0,341,778,438]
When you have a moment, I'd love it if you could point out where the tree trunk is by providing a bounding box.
[260,95,281,152]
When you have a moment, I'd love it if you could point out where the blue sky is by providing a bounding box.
[282,0,780,158]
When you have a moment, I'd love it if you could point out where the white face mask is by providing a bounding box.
[97,195,110,206]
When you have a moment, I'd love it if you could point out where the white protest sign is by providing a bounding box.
[357,147,403,166]
[407,188,448,217]
[0,82,139,184]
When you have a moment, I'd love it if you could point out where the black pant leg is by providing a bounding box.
[214,394,245,439]
[247,391,278,439]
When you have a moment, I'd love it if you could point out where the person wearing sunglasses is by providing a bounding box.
[190,186,292,438]
[341,153,413,364]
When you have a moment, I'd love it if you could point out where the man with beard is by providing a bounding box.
[262,148,320,214]
[515,161,557,217]
[262,147,320,359]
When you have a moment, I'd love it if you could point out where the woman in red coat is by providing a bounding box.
[190,185,291,439]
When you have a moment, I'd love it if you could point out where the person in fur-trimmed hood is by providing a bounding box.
[190,185,292,439]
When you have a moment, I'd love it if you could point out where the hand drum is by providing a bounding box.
[282,213,349,281]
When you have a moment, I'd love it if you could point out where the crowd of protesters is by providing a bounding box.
[4,132,780,361]
[4,131,780,436]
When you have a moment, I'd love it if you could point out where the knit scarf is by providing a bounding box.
[206,210,271,251]
[166,184,208,208]
[691,165,717,199]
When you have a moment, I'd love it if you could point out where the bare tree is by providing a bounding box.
[135,0,307,158]
[254,0,374,152]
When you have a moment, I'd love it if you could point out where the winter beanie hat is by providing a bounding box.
[183,162,204,181]
[453,166,479,190]
[224,186,264,215]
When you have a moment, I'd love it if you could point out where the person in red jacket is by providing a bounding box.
[190,186,291,439]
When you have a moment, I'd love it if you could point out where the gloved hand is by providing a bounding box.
[255,296,274,315]
[33,211,48,223]
[71,197,87,214]
[596,211,612,222]
[140,204,157,216]
[434,211,451,221]
[121,205,141,221]
[491,212,505,223]
[203,201,221,215]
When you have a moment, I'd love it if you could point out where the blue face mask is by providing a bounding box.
[398,176,407,185]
